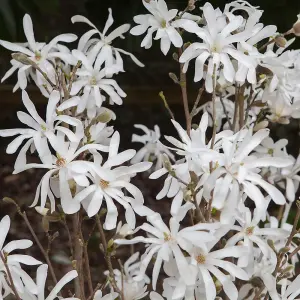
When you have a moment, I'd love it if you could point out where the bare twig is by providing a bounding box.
[0,252,21,300]
[95,215,123,300]
[178,48,191,136]
[20,212,59,285]
[72,213,85,300]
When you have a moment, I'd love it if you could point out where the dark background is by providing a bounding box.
[0,0,299,282]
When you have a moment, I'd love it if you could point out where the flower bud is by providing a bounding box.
[35,207,49,216]
[292,14,300,36]
[275,35,287,48]
[188,0,196,11]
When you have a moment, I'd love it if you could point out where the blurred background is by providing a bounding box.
[0,0,299,286]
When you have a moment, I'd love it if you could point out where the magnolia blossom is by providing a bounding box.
[0,216,42,295]
[115,212,220,289]
[190,246,249,300]
[204,127,292,219]
[131,124,174,170]
[73,132,151,229]
[0,90,82,170]
[70,50,127,111]
[131,0,199,55]
[105,253,149,300]
[0,14,77,91]
[72,9,144,74]
[179,2,254,92]
[20,264,79,300]
[14,137,109,214]
[226,208,288,270]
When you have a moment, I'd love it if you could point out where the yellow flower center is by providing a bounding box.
[268,149,274,155]
[163,232,172,242]
[90,76,97,86]
[245,226,254,236]
[161,20,167,28]
[56,157,66,167]
[99,179,109,189]
[196,254,206,264]
[35,51,42,61]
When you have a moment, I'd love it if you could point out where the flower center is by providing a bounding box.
[41,125,47,131]
[56,157,66,167]
[268,148,274,155]
[34,51,42,61]
[99,179,109,189]
[163,232,172,242]
[90,76,97,86]
[245,226,255,236]
[196,254,206,264]
[161,20,167,28]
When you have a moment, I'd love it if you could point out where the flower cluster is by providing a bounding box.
[0,1,299,300]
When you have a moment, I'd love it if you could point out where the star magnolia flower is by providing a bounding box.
[70,50,126,112]
[164,112,232,175]
[255,137,288,175]
[131,0,199,55]
[105,253,149,300]
[0,14,77,91]
[204,127,292,219]
[131,124,175,171]
[0,90,82,170]
[0,216,42,295]
[14,136,110,214]
[190,245,249,300]
[73,131,152,229]
[226,208,288,270]
[72,9,144,75]
[20,264,79,300]
[115,212,220,289]
[179,2,254,92]
[94,291,119,300]
[276,154,300,202]
[279,275,300,300]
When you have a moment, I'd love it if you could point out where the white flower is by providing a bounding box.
[94,291,119,300]
[204,127,292,219]
[279,275,300,300]
[276,154,300,202]
[0,215,42,295]
[115,212,220,289]
[106,253,149,300]
[131,124,175,171]
[14,136,109,214]
[164,112,231,174]
[179,2,254,92]
[72,9,144,74]
[0,90,82,170]
[226,208,288,269]
[190,245,249,300]
[20,264,79,300]
[0,14,77,91]
[131,0,199,55]
[70,50,127,111]
[73,131,152,229]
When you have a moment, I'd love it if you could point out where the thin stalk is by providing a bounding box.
[95,215,123,300]
[72,213,85,300]
[80,229,93,296]
[0,252,21,300]
[178,48,191,135]
[21,212,59,285]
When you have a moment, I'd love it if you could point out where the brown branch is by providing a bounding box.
[20,212,59,285]
[95,215,123,300]
[80,229,93,296]
[0,252,21,300]
[178,48,191,136]
[72,213,85,300]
